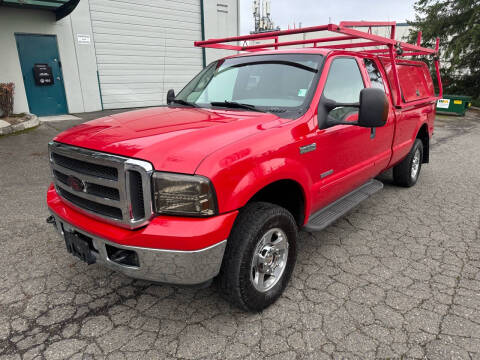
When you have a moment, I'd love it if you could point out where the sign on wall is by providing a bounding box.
[77,34,91,44]
[33,64,54,86]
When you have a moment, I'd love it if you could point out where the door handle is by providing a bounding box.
[56,77,61,80]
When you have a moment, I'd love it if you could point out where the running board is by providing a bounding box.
[303,179,384,232]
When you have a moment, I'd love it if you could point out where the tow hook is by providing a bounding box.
[46,215,56,229]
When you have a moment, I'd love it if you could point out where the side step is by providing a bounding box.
[303,179,383,232]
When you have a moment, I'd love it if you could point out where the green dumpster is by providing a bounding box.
[436,95,472,116]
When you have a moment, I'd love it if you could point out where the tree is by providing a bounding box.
[407,0,480,104]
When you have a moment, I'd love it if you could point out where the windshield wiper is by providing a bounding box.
[169,99,198,107]
[210,101,265,112]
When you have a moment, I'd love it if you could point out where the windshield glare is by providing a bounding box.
[176,54,323,111]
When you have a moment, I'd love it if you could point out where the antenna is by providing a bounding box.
[251,0,279,33]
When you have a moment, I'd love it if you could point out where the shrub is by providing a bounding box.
[0,83,15,118]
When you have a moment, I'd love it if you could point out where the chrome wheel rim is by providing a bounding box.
[411,149,421,180]
[250,228,289,293]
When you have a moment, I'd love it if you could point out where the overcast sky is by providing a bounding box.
[239,0,417,35]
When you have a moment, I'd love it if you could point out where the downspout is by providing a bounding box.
[237,0,240,36]
[200,0,206,68]
[237,0,241,53]
[96,71,104,110]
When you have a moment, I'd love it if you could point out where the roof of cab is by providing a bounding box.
[222,47,331,61]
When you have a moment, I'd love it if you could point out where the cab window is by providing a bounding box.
[322,57,365,121]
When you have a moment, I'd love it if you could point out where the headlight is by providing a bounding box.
[152,172,217,216]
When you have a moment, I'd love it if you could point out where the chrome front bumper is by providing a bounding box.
[49,213,227,285]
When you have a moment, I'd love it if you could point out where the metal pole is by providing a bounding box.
[199,0,206,68]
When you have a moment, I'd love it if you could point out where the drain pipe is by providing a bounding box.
[96,70,104,110]
[200,0,206,68]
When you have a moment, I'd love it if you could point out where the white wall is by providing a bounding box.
[0,0,239,114]
[88,0,240,109]
[203,0,240,64]
[0,6,101,115]
[67,0,103,112]
[89,0,204,109]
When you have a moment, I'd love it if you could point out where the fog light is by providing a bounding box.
[105,245,139,267]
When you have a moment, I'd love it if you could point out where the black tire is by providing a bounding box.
[393,138,424,187]
[217,202,297,311]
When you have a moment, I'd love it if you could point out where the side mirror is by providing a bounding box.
[357,88,389,128]
[319,88,388,129]
[167,89,175,104]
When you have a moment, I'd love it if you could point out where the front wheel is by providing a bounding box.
[393,138,424,187]
[218,202,297,311]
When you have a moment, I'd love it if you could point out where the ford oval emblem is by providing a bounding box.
[66,175,85,192]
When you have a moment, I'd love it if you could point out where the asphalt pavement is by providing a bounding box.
[0,109,479,359]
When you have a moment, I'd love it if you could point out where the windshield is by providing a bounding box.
[175,54,323,116]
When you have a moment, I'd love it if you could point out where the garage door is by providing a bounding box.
[89,0,203,109]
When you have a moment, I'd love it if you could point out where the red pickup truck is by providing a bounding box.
[47,22,442,311]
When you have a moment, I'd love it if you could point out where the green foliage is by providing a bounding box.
[407,0,479,102]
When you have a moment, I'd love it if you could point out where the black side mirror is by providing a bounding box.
[167,89,175,104]
[357,88,389,128]
[319,88,388,129]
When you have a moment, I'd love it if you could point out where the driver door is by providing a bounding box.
[310,56,379,212]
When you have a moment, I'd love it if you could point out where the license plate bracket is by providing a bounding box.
[64,231,96,265]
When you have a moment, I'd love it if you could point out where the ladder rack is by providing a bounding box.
[194,21,442,108]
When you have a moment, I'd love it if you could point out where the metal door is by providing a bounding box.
[15,34,68,116]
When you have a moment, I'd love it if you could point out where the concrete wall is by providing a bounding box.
[203,0,240,64]
[0,5,101,115]
[88,0,204,109]
[66,0,103,112]
[0,0,239,115]
[88,0,240,109]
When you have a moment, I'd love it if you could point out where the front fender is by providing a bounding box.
[198,155,312,221]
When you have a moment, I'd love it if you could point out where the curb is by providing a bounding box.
[0,114,39,136]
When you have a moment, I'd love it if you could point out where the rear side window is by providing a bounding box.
[364,59,385,91]
[323,57,365,103]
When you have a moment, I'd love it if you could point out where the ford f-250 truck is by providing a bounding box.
[46,22,442,311]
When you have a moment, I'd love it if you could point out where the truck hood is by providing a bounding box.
[54,106,284,174]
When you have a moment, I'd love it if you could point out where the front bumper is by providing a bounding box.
[50,212,227,285]
[47,184,238,285]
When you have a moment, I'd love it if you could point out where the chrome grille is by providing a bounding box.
[49,142,153,229]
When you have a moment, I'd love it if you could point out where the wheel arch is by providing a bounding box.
[416,122,430,163]
[247,179,307,226]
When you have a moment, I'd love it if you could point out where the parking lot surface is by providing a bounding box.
[0,110,479,359]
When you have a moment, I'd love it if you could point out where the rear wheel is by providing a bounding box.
[218,202,297,311]
[393,139,423,187]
